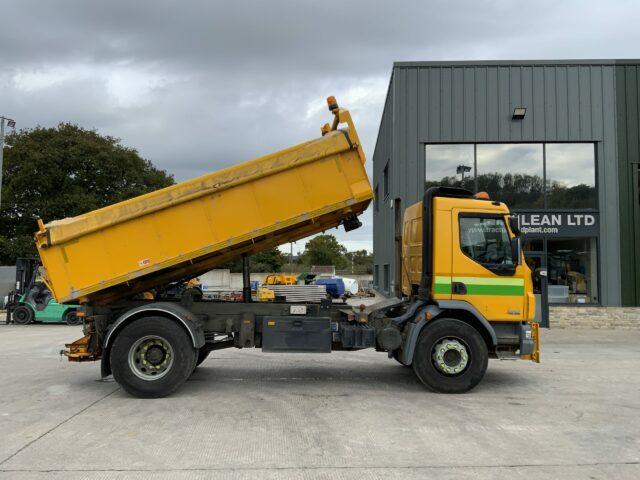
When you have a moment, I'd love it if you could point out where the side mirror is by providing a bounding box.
[510,237,522,266]
[508,215,520,236]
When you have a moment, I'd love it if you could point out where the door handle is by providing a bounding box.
[452,282,467,295]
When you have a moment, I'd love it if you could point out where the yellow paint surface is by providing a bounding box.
[36,106,372,304]
[401,196,535,323]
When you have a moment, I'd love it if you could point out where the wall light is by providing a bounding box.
[512,107,526,120]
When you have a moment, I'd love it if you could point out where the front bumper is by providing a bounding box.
[520,322,540,362]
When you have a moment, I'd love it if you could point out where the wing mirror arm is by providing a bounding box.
[511,237,522,266]
[508,215,521,236]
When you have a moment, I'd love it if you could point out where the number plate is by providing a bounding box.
[290,305,307,315]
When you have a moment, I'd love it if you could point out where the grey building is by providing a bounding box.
[372,60,640,326]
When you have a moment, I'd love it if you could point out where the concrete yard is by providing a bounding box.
[0,324,639,479]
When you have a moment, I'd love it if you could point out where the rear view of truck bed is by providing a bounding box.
[36,100,372,305]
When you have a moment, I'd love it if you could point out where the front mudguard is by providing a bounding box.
[397,302,498,365]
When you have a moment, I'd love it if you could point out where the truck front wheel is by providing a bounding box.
[412,319,488,394]
[110,316,196,398]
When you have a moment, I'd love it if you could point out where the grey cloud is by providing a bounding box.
[1,0,639,250]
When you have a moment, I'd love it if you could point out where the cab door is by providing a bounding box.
[451,209,524,321]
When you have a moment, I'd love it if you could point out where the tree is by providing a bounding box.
[347,249,374,274]
[300,234,348,269]
[0,123,174,264]
[249,248,286,272]
[426,172,595,210]
[217,247,286,273]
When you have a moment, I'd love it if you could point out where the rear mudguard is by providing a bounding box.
[100,302,205,377]
[398,300,498,365]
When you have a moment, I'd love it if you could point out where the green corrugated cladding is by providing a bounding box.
[616,65,640,306]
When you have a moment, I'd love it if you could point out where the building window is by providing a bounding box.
[383,162,390,198]
[425,144,475,191]
[425,143,596,209]
[546,144,596,209]
[374,264,379,286]
[547,238,598,304]
[423,142,599,307]
[383,264,390,292]
[476,144,544,209]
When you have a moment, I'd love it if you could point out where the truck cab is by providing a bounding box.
[403,193,535,324]
[373,186,539,393]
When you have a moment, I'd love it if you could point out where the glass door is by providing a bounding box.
[524,252,548,328]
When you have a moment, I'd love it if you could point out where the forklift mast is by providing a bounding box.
[5,257,39,323]
[14,257,39,296]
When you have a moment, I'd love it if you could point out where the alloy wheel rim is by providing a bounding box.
[432,337,469,375]
[128,335,174,381]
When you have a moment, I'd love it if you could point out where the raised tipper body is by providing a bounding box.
[35,101,371,305]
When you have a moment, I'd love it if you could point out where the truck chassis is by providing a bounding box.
[66,290,538,398]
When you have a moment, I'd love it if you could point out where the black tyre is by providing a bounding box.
[12,305,34,325]
[64,310,81,326]
[412,319,488,394]
[110,316,196,398]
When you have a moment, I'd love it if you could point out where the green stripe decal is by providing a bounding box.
[464,284,524,296]
[434,276,452,294]
[433,276,524,296]
[434,282,452,295]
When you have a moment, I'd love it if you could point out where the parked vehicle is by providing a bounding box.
[35,98,537,398]
[5,258,80,325]
[263,274,297,285]
[341,277,359,296]
[314,277,346,299]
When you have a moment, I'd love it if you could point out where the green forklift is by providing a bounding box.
[5,258,80,325]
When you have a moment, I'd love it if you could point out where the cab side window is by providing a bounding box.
[459,216,514,267]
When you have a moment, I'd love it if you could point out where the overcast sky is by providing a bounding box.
[2,0,639,254]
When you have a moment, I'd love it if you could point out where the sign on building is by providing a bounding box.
[516,212,599,237]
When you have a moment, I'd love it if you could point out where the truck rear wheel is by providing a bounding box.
[12,306,34,325]
[412,318,488,394]
[110,316,196,398]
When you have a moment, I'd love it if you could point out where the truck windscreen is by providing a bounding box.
[459,216,514,266]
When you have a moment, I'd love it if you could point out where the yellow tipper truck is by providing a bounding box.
[38,98,539,398]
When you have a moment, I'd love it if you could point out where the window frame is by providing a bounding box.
[374,184,379,212]
[544,142,598,210]
[383,161,390,199]
[457,212,517,276]
[383,263,390,292]
[545,235,600,306]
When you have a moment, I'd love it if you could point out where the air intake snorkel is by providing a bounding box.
[418,186,474,301]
